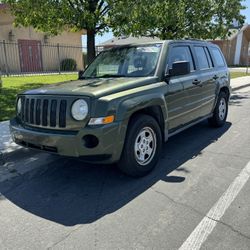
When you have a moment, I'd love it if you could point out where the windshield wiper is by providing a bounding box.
[97,74,126,78]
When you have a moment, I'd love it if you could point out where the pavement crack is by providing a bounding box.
[46,225,83,250]
[151,187,205,218]
[151,188,250,242]
[206,216,250,241]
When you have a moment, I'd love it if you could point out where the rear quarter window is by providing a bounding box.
[210,47,226,67]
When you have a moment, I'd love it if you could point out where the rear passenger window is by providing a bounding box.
[169,46,194,71]
[194,46,209,70]
[211,47,225,67]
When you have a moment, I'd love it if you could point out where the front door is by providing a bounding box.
[166,44,201,130]
[18,40,42,73]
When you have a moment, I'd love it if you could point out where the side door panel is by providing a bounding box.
[183,45,216,120]
[165,77,185,130]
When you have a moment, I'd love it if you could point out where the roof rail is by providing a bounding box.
[184,38,205,41]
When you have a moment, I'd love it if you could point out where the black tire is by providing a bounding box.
[208,91,229,127]
[118,114,162,177]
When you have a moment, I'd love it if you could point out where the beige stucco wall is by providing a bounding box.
[0,7,85,73]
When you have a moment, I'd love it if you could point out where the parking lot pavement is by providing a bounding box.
[0,88,250,249]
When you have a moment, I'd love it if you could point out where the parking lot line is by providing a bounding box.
[179,161,250,250]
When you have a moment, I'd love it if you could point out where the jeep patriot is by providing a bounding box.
[10,40,230,176]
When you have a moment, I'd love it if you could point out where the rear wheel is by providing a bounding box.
[208,91,228,127]
[118,114,162,177]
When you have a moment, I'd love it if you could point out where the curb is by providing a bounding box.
[232,83,250,92]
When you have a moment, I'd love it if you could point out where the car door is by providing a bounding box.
[190,45,217,117]
[165,44,199,131]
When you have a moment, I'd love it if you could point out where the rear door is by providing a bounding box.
[191,45,217,116]
[209,45,229,97]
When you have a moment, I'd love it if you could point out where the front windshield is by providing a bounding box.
[83,44,162,78]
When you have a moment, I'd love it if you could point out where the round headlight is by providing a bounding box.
[71,99,88,121]
[17,98,22,115]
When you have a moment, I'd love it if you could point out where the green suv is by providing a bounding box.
[10,40,230,176]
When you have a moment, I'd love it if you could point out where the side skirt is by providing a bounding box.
[167,114,213,139]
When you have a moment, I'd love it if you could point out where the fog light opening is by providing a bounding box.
[82,135,99,148]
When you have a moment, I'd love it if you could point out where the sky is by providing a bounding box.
[82,0,250,47]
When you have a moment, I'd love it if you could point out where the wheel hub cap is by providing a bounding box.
[134,127,157,166]
[219,98,227,120]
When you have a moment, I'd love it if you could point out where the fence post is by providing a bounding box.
[0,68,2,92]
[57,43,61,74]
[3,40,9,76]
[246,42,249,74]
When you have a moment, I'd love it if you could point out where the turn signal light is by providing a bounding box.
[88,115,115,125]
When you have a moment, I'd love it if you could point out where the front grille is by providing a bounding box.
[19,96,67,128]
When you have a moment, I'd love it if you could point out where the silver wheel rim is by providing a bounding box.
[134,127,157,166]
[219,97,227,121]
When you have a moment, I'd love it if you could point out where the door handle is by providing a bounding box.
[213,75,219,80]
[192,79,202,86]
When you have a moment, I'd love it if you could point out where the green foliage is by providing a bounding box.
[60,58,77,71]
[110,0,246,40]
[2,0,246,60]
[3,0,112,35]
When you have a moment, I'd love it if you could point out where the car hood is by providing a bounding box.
[23,76,159,98]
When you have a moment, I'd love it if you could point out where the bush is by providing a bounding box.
[60,58,77,71]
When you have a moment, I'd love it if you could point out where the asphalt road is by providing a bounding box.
[0,88,250,250]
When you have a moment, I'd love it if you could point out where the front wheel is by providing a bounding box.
[118,114,162,177]
[208,91,229,127]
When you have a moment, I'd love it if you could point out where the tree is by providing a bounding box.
[3,0,246,65]
[4,0,114,64]
[110,0,246,40]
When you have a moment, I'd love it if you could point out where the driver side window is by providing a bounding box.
[168,46,195,72]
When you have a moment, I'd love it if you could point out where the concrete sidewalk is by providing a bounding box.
[229,67,249,73]
[0,75,250,156]
[0,121,21,155]
[230,75,250,91]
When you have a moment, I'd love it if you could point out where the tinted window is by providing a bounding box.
[169,46,194,71]
[211,47,225,67]
[204,47,213,68]
[194,46,209,70]
[83,44,162,78]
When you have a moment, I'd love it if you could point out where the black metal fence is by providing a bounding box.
[0,40,89,76]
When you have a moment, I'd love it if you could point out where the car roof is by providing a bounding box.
[103,39,216,49]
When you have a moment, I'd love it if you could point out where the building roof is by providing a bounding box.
[98,36,161,47]
[214,24,250,41]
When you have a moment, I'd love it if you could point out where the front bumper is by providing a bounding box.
[10,118,126,163]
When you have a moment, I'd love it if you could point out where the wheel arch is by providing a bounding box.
[219,86,230,100]
[128,105,166,141]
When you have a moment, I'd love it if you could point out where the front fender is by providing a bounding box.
[116,93,168,122]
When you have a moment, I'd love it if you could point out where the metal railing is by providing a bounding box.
[0,40,90,76]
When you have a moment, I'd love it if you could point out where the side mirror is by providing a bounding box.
[168,61,190,77]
